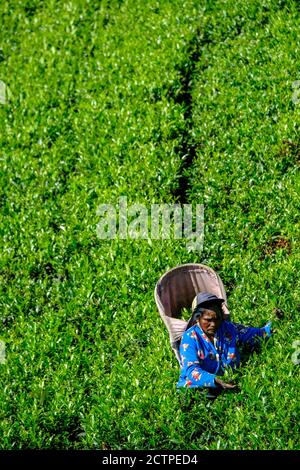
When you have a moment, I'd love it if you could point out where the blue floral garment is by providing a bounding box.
[177,320,272,388]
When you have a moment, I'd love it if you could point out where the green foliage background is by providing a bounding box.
[0,0,299,449]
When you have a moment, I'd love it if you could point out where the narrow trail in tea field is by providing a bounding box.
[171,21,244,204]
[171,30,202,204]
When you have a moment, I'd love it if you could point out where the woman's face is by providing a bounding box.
[198,306,222,338]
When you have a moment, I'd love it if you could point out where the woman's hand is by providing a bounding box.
[214,377,238,390]
[263,321,272,337]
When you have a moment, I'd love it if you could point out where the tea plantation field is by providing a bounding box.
[0,0,299,450]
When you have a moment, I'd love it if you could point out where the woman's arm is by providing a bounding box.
[232,321,272,347]
[179,334,218,388]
